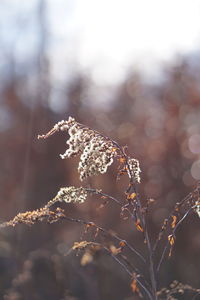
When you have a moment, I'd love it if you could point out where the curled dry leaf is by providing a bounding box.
[168,235,175,246]
[135,219,144,232]
[131,276,140,295]
[171,215,177,229]
[127,193,137,200]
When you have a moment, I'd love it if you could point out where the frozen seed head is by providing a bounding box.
[55,186,87,203]
[127,158,141,183]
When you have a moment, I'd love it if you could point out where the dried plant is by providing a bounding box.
[1,116,200,299]
[157,280,200,300]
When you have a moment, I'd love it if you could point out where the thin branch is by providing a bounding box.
[61,215,145,263]
[192,292,200,300]
[119,253,152,294]
[86,188,123,207]
[153,188,197,253]
[63,215,152,298]
[115,145,158,300]
[107,251,153,300]
[86,188,146,263]
[156,205,197,273]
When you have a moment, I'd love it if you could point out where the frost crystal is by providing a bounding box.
[55,186,87,203]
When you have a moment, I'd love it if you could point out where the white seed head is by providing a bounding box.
[55,186,87,203]
[127,158,141,183]
[39,116,141,183]
[56,116,116,180]
[195,201,200,218]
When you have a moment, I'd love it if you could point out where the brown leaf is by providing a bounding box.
[85,222,95,232]
[135,219,144,232]
[131,279,139,293]
[171,215,177,229]
[119,157,126,163]
[168,234,175,246]
[168,247,173,258]
[119,241,126,249]
[127,193,136,200]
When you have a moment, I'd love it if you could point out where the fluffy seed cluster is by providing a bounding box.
[38,116,141,182]
[55,186,87,203]
[54,117,116,180]
[127,158,141,183]
[78,136,115,180]
[195,201,200,218]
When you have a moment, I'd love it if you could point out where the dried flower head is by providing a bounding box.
[55,186,87,203]
[38,116,117,180]
[38,116,141,183]
[0,207,65,228]
[195,200,200,217]
[157,280,200,299]
[127,158,141,183]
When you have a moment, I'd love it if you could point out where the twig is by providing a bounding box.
[153,188,197,253]
[156,205,197,273]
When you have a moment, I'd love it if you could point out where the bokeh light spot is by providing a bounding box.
[188,134,200,154]
[191,160,200,180]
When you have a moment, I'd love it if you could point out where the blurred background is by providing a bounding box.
[0,0,200,299]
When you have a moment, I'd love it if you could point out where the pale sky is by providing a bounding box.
[48,0,200,84]
[1,0,200,84]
